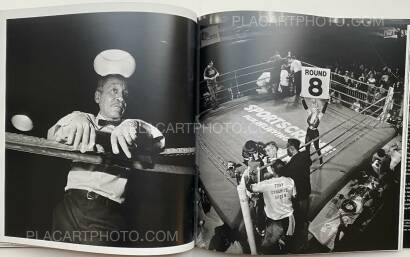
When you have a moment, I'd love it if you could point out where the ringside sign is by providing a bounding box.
[301,67,331,99]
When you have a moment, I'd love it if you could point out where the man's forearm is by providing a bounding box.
[302,99,309,110]
[135,119,165,152]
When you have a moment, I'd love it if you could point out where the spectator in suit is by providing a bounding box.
[281,138,312,252]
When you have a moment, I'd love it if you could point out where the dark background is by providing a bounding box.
[199,12,408,83]
[200,30,407,75]
[5,12,196,247]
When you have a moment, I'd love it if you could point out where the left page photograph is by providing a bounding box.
[0,3,197,255]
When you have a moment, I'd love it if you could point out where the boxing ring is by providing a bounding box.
[197,60,399,238]
[5,133,196,246]
[5,132,195,175]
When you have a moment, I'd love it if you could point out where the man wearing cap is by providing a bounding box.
[281,138,312,252]
[47,49,165,246]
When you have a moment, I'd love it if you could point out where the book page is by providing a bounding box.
[0,3,197,255]
[195,10,408,254]
[197,0,410,19]
[403,27,410,248]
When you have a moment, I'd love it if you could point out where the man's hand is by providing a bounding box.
[47,111,96,153]
[110,119,139,158]
[244,171,257,192]
[210,74,219,80]
[262,156,270,165]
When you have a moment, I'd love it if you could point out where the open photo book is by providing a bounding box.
[0,2,409,255]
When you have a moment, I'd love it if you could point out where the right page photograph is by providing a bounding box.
[195,11,408,254]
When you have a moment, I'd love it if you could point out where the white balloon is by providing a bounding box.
[11,114,33,132]
[94,49,136,78]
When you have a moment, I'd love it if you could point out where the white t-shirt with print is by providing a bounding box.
[251,177,296,220]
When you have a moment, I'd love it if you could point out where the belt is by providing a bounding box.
[65,189,120,207]
[308,126,318,131]
[267,216,290,223]
[70,162,128,178]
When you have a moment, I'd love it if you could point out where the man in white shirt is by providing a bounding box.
[245,163,296,254]
[47,49,165,246]
[289,55,302,104]
[279,65,290,98]
[203,60,220,108]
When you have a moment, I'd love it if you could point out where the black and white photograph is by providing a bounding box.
[403,32,410,248]
[1,2,410,257]
[196,11,408,254]
[1,6,197,253]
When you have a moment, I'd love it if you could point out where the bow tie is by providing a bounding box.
[97,119,122,127]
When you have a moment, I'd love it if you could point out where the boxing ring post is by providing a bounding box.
[234,71,241,98]
[237,182,257,255]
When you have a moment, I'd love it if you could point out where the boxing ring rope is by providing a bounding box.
[309,104,385,171]
[6,132,195,176]
[197,138,238,186]
[210,67,273,86]
[200,59,401,111]
[197,57,397,182]
[302,60,381,91]
[255,98,384,172]
[310,118,382,174]
[196,93,387,186]
[232,98,385,255]
[211,79,390,114]
[201,60,274,102]
[332,90,368,103]
[198,58,394,173]
[203,60,273,81]
[201,59,397,96]
[255,96,387,172]
[198,59,398,254]
[236,96,385,255]
[216,85,259,103]
[301,61,401,110]
[197,68,390,182]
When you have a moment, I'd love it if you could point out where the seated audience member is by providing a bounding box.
[352,100,361,112]
[371,149,391,178]
[387,142,401,171]
[209,224,242,253]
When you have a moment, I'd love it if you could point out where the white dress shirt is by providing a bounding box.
[50,112,164,203]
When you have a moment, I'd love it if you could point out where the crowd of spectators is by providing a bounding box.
[204,55,405,127]
[329,63,404,123]
[261,58,405,125]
